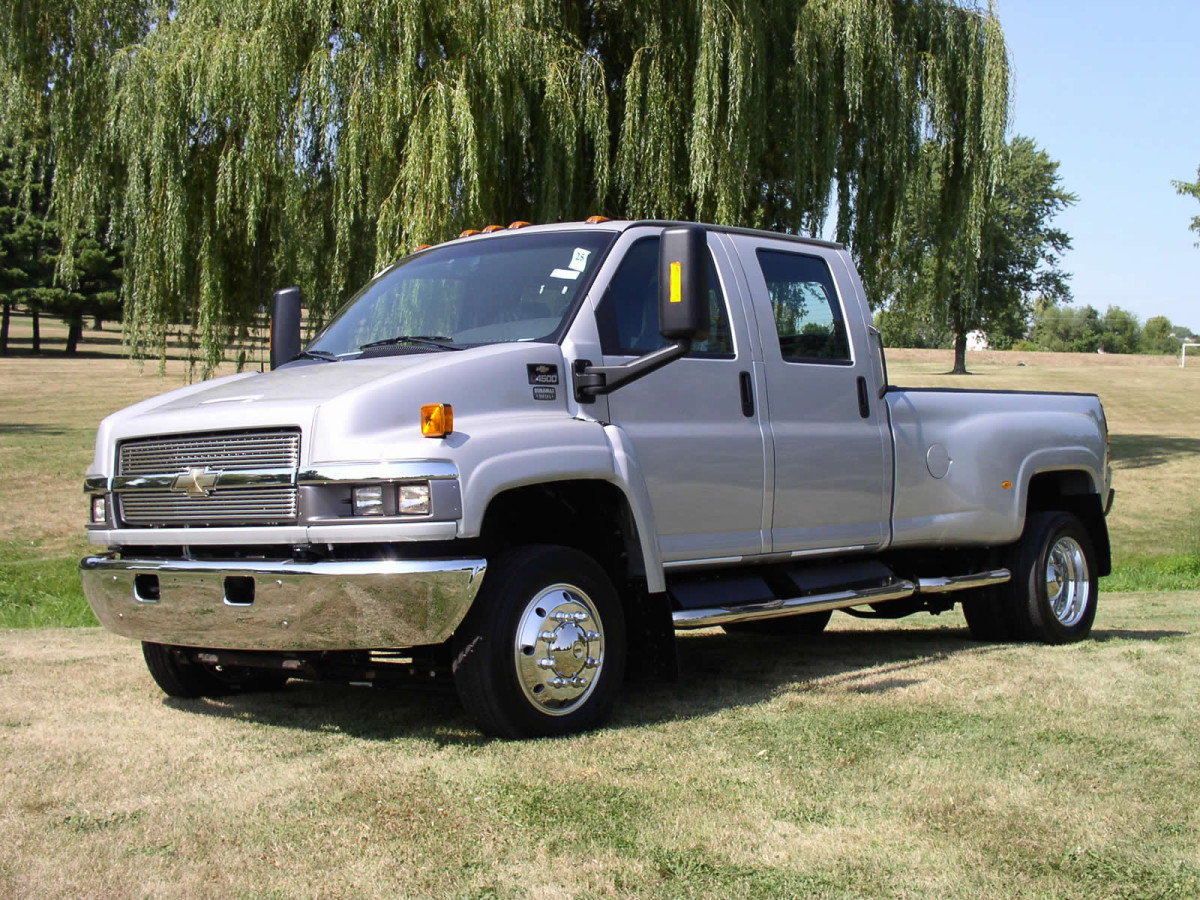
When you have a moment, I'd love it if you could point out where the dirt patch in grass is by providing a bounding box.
[1,592,1197,898]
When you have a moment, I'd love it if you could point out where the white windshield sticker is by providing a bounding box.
[569,248,591,272]
[550,268,580,280]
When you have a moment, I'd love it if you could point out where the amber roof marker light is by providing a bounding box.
[420,403,454,438]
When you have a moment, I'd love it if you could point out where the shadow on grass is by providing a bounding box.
[0,348,165,361]
[163,680,485,747]
[157,622,1191,743]
[1109,433,1200,469]
[0,424,68,436]
[1091,628,1189,641]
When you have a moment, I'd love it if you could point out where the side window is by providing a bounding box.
[596,237,734,357]
[756,249,851,364]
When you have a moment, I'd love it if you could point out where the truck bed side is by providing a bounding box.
[886,387,1109,549]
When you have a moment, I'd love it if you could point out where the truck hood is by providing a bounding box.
[155,356,435,409]
[89,343,574,474]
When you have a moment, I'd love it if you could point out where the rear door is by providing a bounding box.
[725,234,892,554]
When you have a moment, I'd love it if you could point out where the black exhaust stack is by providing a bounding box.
[270,286,302,370]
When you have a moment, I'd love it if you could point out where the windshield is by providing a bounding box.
[307,230,615,357]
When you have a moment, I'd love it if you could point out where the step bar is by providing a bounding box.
[671,569,1010,630]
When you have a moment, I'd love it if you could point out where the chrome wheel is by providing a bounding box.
[1045,535,1090,627]
[453,545,626,737]
[514,584,605,716]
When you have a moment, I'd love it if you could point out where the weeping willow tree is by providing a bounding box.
[0,0,1008,370]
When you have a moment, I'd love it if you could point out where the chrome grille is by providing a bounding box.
[120,431,301,474]
[118,430,300,527]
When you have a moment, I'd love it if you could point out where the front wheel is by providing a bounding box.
[452,546,626,738]
[142,642,288,698]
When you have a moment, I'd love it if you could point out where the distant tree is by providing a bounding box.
[1174,167,1200,244]
[0,150,123,353]
[1029,304,1160,355]
[0,153,61,354]
[874,307,953,350]
[1030,304,1101,353]
[54,234,123,351]
[1099,306,1141,354]
[1141,316,1181,355]
[0,160,32,353]
[881,135,1075,372]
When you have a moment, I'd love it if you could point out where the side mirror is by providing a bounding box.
[658,226,709,343]
[270,286,302,370]
[573,225,710,402]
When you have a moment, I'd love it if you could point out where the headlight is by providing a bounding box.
[398,483,431,515]
[352,485,385,516]
[90,495,108,524]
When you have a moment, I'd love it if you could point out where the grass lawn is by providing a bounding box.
[1,594,1196,897]
[1,336,1198,897]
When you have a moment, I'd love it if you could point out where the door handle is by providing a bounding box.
[856,376,870,419]
[739,371,755,418]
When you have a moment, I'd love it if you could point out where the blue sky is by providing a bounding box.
[997,0,1200,331]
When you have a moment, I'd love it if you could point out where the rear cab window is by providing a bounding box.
[755,249,851,365]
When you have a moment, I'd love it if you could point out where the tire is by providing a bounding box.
[724,609,833,636]
[451,545,626,738]
[142,642,289,698]
[1008,511,1098,644]
[963,511,1098,644]
[961,585,1012,641]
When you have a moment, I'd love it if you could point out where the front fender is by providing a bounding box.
[453,416,666,594]
[603,424,665,593]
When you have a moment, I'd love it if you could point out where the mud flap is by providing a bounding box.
[624,588,678,682]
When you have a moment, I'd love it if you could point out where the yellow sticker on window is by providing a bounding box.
[670,261,682,303]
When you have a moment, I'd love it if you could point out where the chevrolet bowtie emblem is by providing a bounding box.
[172,467,222,496]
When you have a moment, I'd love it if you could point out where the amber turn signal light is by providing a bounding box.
[421,403,454,438]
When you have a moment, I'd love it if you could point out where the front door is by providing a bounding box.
[598,229,767,563]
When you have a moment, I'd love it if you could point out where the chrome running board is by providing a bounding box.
[915,569,1011,594]
[671,568,1010,630]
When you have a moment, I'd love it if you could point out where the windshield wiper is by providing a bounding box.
[292,349,340,362]
[358,335,465,351]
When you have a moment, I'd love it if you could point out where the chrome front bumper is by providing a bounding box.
[80,555,487,651]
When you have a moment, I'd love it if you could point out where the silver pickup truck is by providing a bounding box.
[81,220,1113,737]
